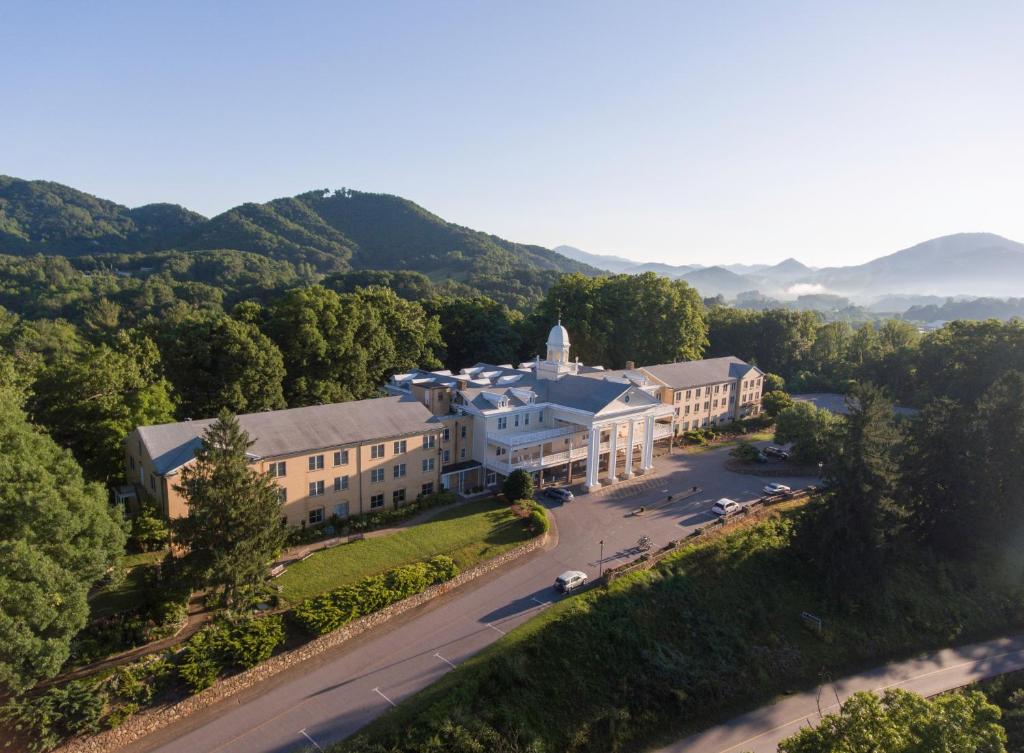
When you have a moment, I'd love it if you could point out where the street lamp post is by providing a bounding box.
[598,540,604,578]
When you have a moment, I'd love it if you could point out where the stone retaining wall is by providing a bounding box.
[58,531,547,753]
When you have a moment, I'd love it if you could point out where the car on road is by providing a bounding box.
[554,570,588,592]
[763,483,792,495]
[764,446,792,460]
[711,498,742,517]
[544,487,574,502]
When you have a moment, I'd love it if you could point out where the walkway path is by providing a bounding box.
[657,634,1024,753]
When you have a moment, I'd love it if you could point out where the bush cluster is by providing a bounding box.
[291,556,459,636]
[526,501,549,534]
[1,680,105,752]
[178,615,286,693]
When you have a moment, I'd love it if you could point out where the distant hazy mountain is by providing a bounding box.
[806,233,1024,299]
[552,245,641,273]
[679,266,756,298]
[0,177,597,277]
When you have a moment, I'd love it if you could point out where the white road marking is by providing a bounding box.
[485,622,506,635]
[299,728,324,752]
[372,686,397,707]
[531,596,547,606]
[433,651,457,669]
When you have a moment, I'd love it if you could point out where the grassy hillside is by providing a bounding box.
[337,500,1024,753]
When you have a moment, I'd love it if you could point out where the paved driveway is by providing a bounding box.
[128,443,814,753]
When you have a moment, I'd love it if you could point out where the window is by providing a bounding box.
[370,494,385,509]
[524,413,530,426]
[704,401,710,410]
[150,474,156,491]
[393,463,406,478]
[371,444,385,459]
[460,424,467,438]
[685,405,691,415]
[443,450,450,463]
[393,488,406,505]
[333,502,349,519]
[460,447,466,459]
[309,480,325,496]
[538,410,544,423]
[421,483,434,497]
[308,507,324,524]
[393,439,407,454]
[423,435,436,449]
[443,427,450,441]
[497,417,508,430]
[308,455,324,471]
[685,389,692,399]
[333,450,348,466]
[714,385,720,393]
[269,461,286,477]
[422,458,435,472]
[278,488,288,503]
[514,414,520,427]
[334,475,349,491]
[371,468,385,483]
[485,472,496,486]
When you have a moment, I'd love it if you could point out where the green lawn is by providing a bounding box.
[89,549,166,618]
[277,498,533,605]
[682,430,775,453]
[336,498,1024,753]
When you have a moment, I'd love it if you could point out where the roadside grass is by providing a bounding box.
[682,430,775,454]
[337,498,1024,753]
[277,498,532,605]
[89,549,166,618]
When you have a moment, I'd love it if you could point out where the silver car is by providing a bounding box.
[555,570,588,592]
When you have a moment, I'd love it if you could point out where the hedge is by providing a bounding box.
[178,615,285,693]
[291,555,459,636]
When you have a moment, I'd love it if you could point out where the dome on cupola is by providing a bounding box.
[547,321,570,349]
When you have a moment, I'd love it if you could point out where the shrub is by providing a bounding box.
[502,470,535,502]
[128,504,170,552]
[177,615,286,694]
[730,441,762,463]
[292,556,460,636]
[527,503,549,534]
[1,679,107,752]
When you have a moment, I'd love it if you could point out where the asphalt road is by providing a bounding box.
[128,442,811,753]
[659,634,1024,753]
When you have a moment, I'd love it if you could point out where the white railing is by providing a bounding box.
[489,425,581,449]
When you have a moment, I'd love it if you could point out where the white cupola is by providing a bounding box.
[546,320,571,364]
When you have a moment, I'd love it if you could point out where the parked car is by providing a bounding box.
[711,498,741,517]
[764,446,792,461]
[544,487,575,502]
[763,483,792,495]
[555,570,588,592]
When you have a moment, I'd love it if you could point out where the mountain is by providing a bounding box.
[0,176,205,254]
[552,245,640,273]
[805,233,1024,299]
[761,257,813,278]
[0,177,596,277]
[680,266,758,298]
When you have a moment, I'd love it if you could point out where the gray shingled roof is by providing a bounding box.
[137,396,437,475]
[641,356,761,388]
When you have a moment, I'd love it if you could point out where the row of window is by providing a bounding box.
[267,434,442,478]
[495,411,544,431]
[304,482,437,524]
[674,383,733,402]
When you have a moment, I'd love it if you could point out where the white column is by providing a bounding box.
[607,422,618,483]
[585,426,601,492]
[623,420,635,479]
[642,415,655,471]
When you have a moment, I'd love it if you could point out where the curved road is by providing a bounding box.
[658,634,1024,753]
[127,443,810,753]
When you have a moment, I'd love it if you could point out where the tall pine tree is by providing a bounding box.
[174,411,285,608]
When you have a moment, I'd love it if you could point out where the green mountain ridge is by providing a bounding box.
[0,177,596,278]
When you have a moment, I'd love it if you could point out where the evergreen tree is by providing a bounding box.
[0,389,125,691]
[174,411,285,608]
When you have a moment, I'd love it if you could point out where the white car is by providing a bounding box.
[711,498,741,517]
[762,483,792,495]
[554,570,588,592]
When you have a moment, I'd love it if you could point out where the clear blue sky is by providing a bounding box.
[2,1,1022,266]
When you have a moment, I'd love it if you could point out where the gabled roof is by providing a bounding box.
[136,396,437,475]
[641,356,761,389]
